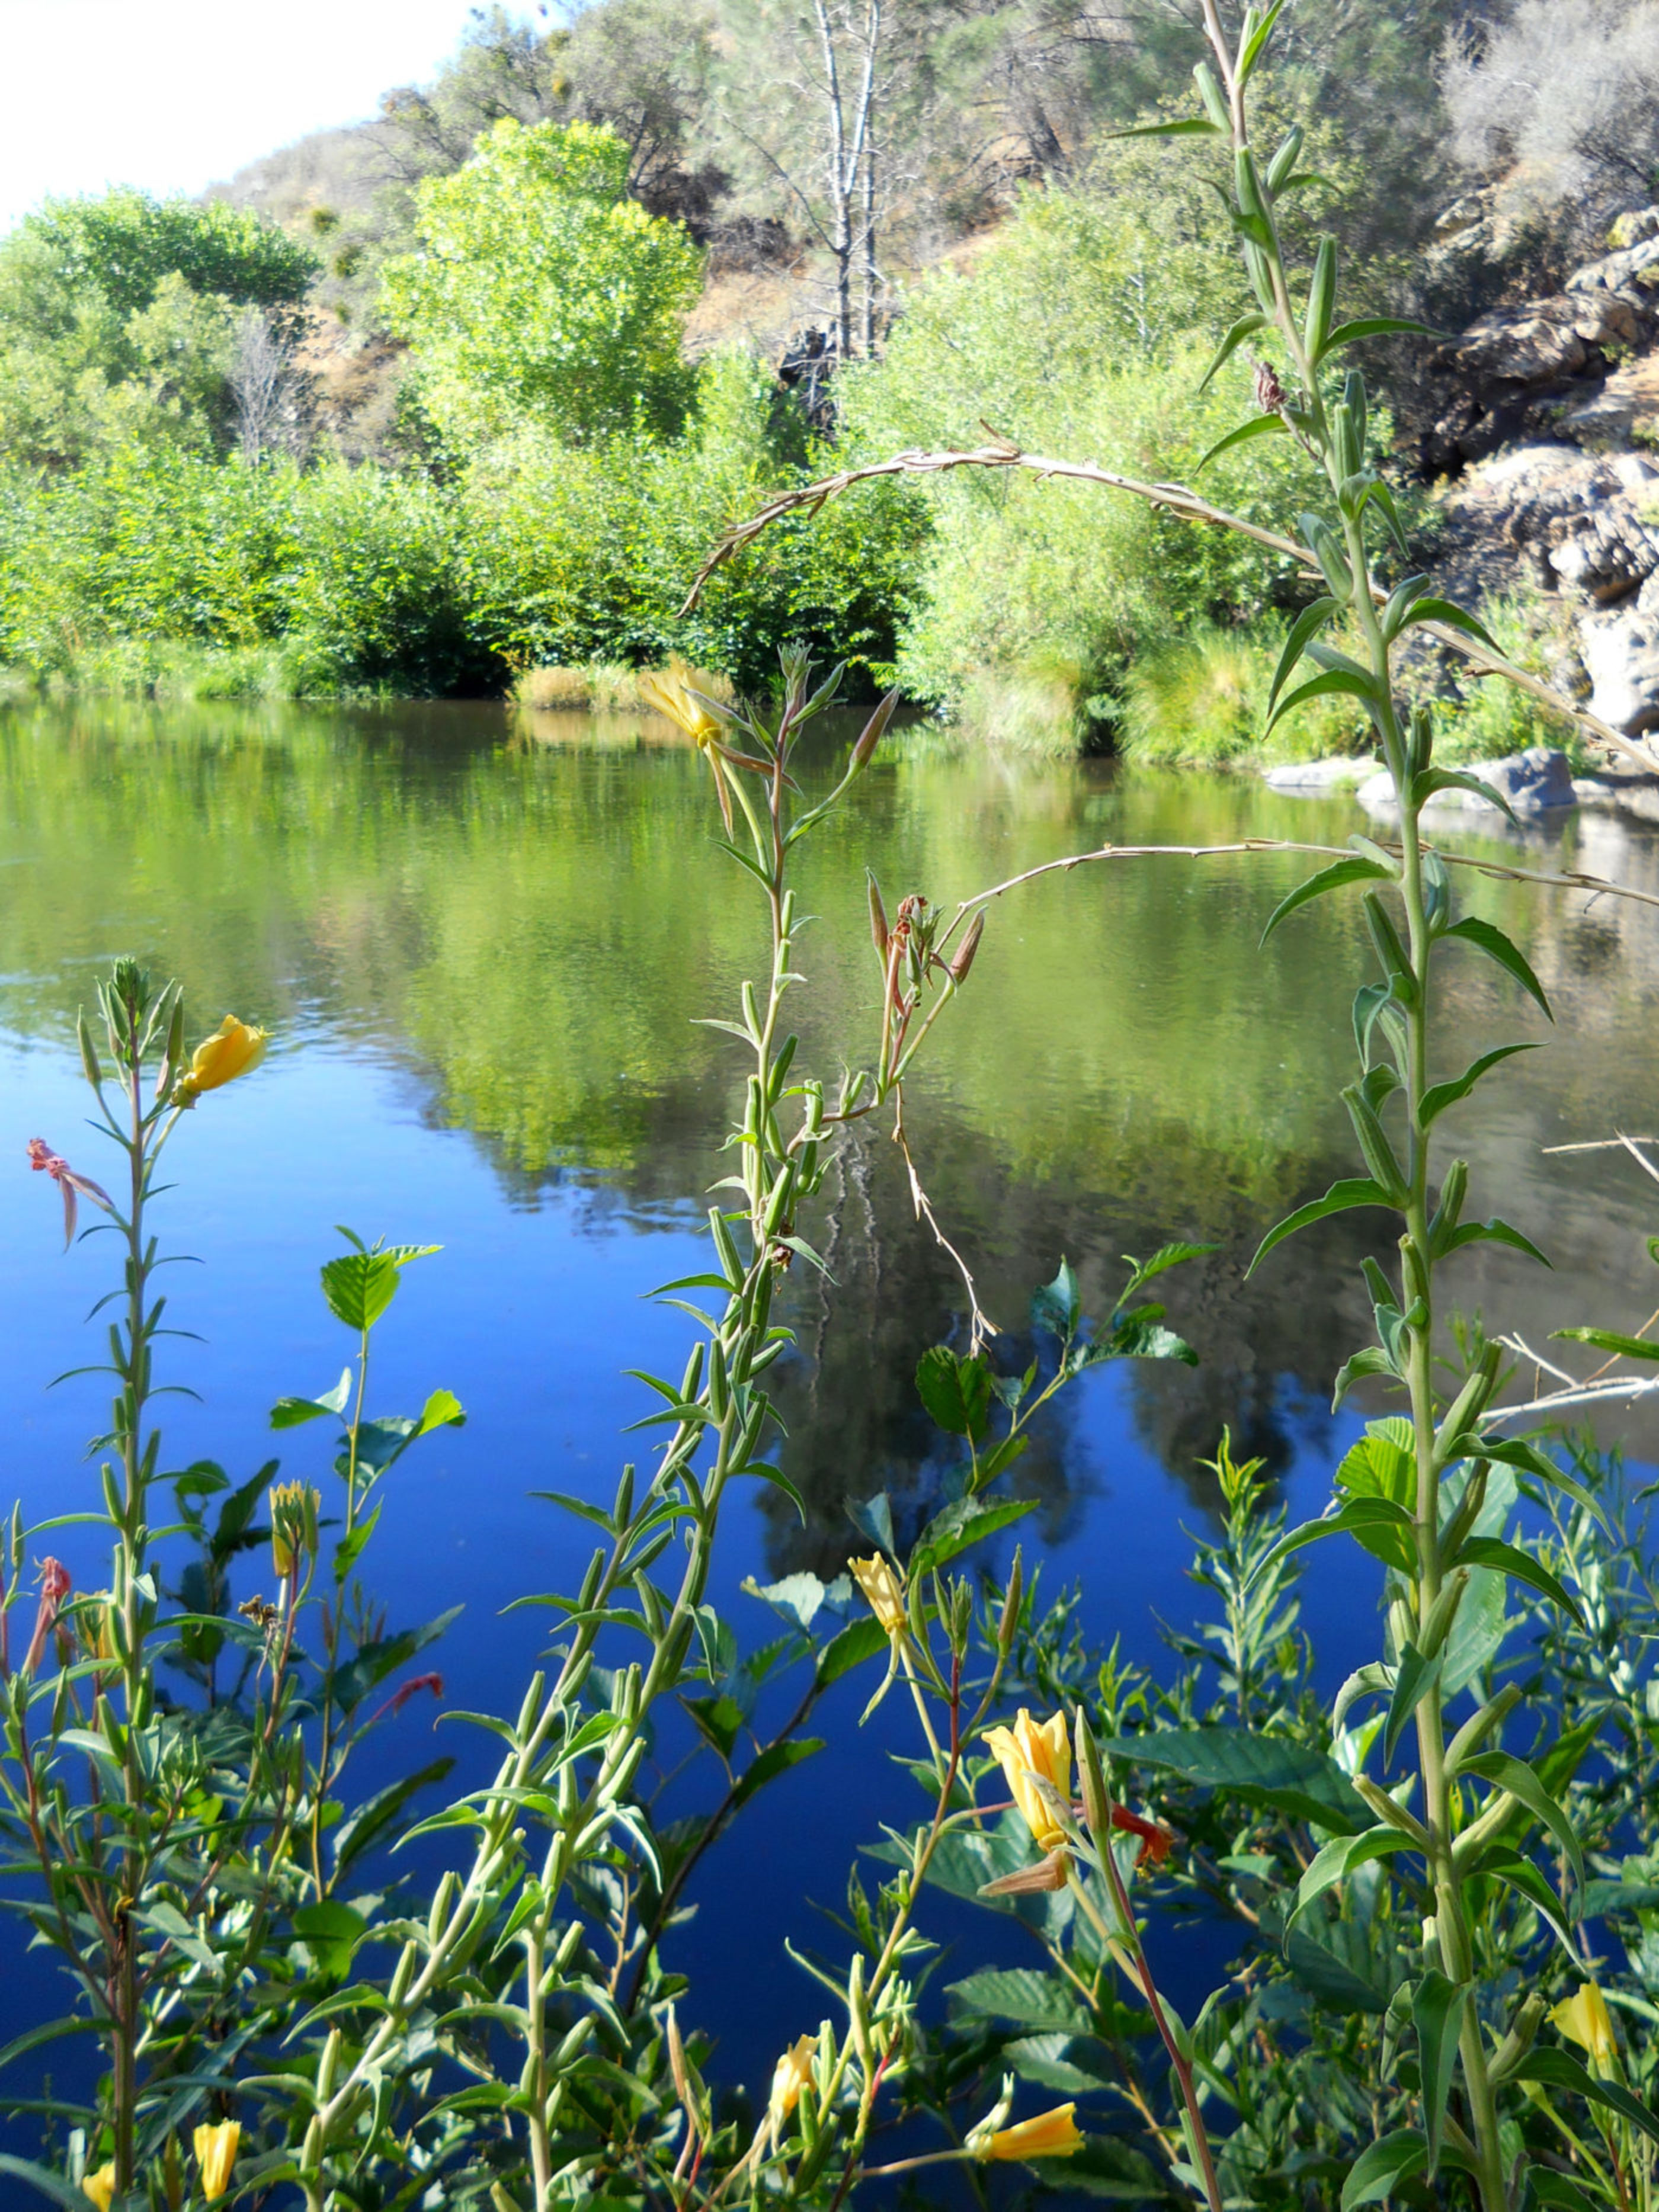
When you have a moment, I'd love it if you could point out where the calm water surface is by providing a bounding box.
[4,695,1659,2095]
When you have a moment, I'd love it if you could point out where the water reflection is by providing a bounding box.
[4,694,1659,1557]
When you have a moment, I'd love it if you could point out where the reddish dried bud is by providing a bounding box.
[23,1557,71,1678]
[949,912,986,985]
[868,873,889,964]
[1253,359,1287,414]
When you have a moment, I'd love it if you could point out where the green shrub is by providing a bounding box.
[1122,623,1372,767]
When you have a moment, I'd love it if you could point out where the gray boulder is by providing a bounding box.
[1259,755,1375,793]
[1357,748,1577,823]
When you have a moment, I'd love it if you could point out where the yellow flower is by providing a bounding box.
[81,2166,116,2211]
[1551,1981,1617,2069]
[767,2033,816,2133]
[177,1017,267,1101]
[268,1482,319,1580]
[975,2103,1085,2162]
[638,662,723,746]
[193,2118,241,2200]
[983,1708,1072,1852]
[849,1553,907,1637]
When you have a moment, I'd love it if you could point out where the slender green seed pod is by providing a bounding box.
[1266,125,1304,191]
[77,1009,103,1091]
[1193,60,1229,132]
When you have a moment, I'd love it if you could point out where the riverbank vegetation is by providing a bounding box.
[0,2,1620,756]
[11,6,1659,2204]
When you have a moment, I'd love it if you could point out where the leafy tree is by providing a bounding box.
[380,117,702,450]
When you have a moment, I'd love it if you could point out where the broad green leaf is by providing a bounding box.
[1420,1043,1538,1126]
[1103,1725,1369,1833]
[1443,915,1552,1019]
[1413,1970,1468,2175]
[1249,1176,1395,1275]
[271,1368,354,1428]
[1331,1345,1399,1408]
[1458,1750,1584,1893]
[731,1736,824,1809]
[1335,1416,1415,1507]
[1259,1492,1418,1581]
[1284,1926,1393,2014]
[947,1968,1090,2034]
[1032,1258,1081,1339]
[1194,412,1288,473]
[321,1249,403,1333]
[1261,855,1394,945]
[1340,2130,1428,2208]
[742,1572,825,1631]
[815,1614,888,1689]
[915,1345,992,1440]
[910,1496,1036,1578]
[1454,1537,1585,1626]
[1290,1826,1410,1928]
[418,1387,465,1435]
[845,1490,895,1555]
[1004,2031,1119,2094]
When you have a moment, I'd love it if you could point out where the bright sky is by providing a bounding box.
[0,1,536,233]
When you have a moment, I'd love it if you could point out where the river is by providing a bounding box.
[3,694,1658,2101]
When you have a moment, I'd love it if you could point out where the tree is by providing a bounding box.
[379,118,702,448]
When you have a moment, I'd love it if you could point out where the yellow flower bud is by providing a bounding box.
[982,1708,1072,1852]
[81,2166,116,2211]
[176,1017,267,1101]
[767,2032,816,2134]
[269,1482,319,1580]
[638,661,723,746]
[849,1553,907,1638]
[1551,1981,1617,2070]
[193,2118,241,2201]
[975,2103,1084,2162]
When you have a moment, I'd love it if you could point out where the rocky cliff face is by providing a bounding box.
[1420,205,1659,746]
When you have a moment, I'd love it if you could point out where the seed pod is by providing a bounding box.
[852,688,899,771]
[1304,237,1337,361]
[77,1010,103,1091]
[867,872,890,964]
[1266,125,1304,192]
[1234,146,1267,222]
[948,911,985,985]
[1344,366,1367,453]
[1193,60,1229,132]
[1417,1572,1468,1661]
[998,1547,1023,1655]
[1074,1706,1112,1844]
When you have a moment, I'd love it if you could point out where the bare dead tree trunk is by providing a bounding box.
[861,132,878,354]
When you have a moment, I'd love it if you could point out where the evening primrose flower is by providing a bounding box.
[849,1553,907,1638]
[175,1017,267,1102]
[193,2118,241,2200]
[1551,1981,1618,2069]
[81,2166,116,2211]
[638,661,735,831]
[973,2104,1084,2162]
[983,1708,1072,1852]
[767,2033,816,2136]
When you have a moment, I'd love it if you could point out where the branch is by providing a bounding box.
[680,436,1659,777]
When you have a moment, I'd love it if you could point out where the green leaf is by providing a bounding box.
[1290,1826,1410,1928]
[1392,595,1500,651]
[1511,2050,1659,2144]
[1197,312,1269,392]
[1436,1216,1551,1268]
[1384,1643,1442,1768]
[1119,1240,1218,1298]
[1443,916,1553,1020]
[846,1490,895,1554]
[321,1250,402,1333]
[1258,1493,1418,1581]
[1261,856,1394,945]
[1111,116,1224,140]
[1264,666,1379,739]
[1413,1970,1468,2176]
[418,1387,465,1435]
[1267,595,1340,710]
[1285,1926,1394,2014]
[1341,2128,1427,2207]
[293,1898,368,1980]
[1032,1258,1081,1340]
[1454,1537,1585,1627]
[1194,411,1288,473]
[1331,1345,1399,1409]
[1420,1044,1538,1126]
[332,1758,455,1880]
[909,1496,1036,1578]
[1335,1417,1415,1509]
[1248,1176,1395,1275]
[815,1614,888,1689]
[742,1572,825,1632]
[0,2155,100,2210]
[731,1737,824,1810]
[1457,1751,1584,1894]
[1413,765,1522,827]
[1553,1325,1659,1362]
[914,1345,992,1440]
[947,1968,1090,2034]
[1315,315,1436,363]
[271,1368,353,1428]
[1103,1725,1369,1833]
[1004,2031,1119,2094]
[1237,0,1288,86]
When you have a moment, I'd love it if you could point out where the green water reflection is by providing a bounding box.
[7,695,1659,1563]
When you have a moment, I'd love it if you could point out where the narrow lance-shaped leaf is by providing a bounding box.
[1198,312,1268,392]
[1194,412,1289,474]
[1261,855,1394,945]
[1443,916,1553,1020]
[1267,594,1339,710]
[1413,1971,1469,2178]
